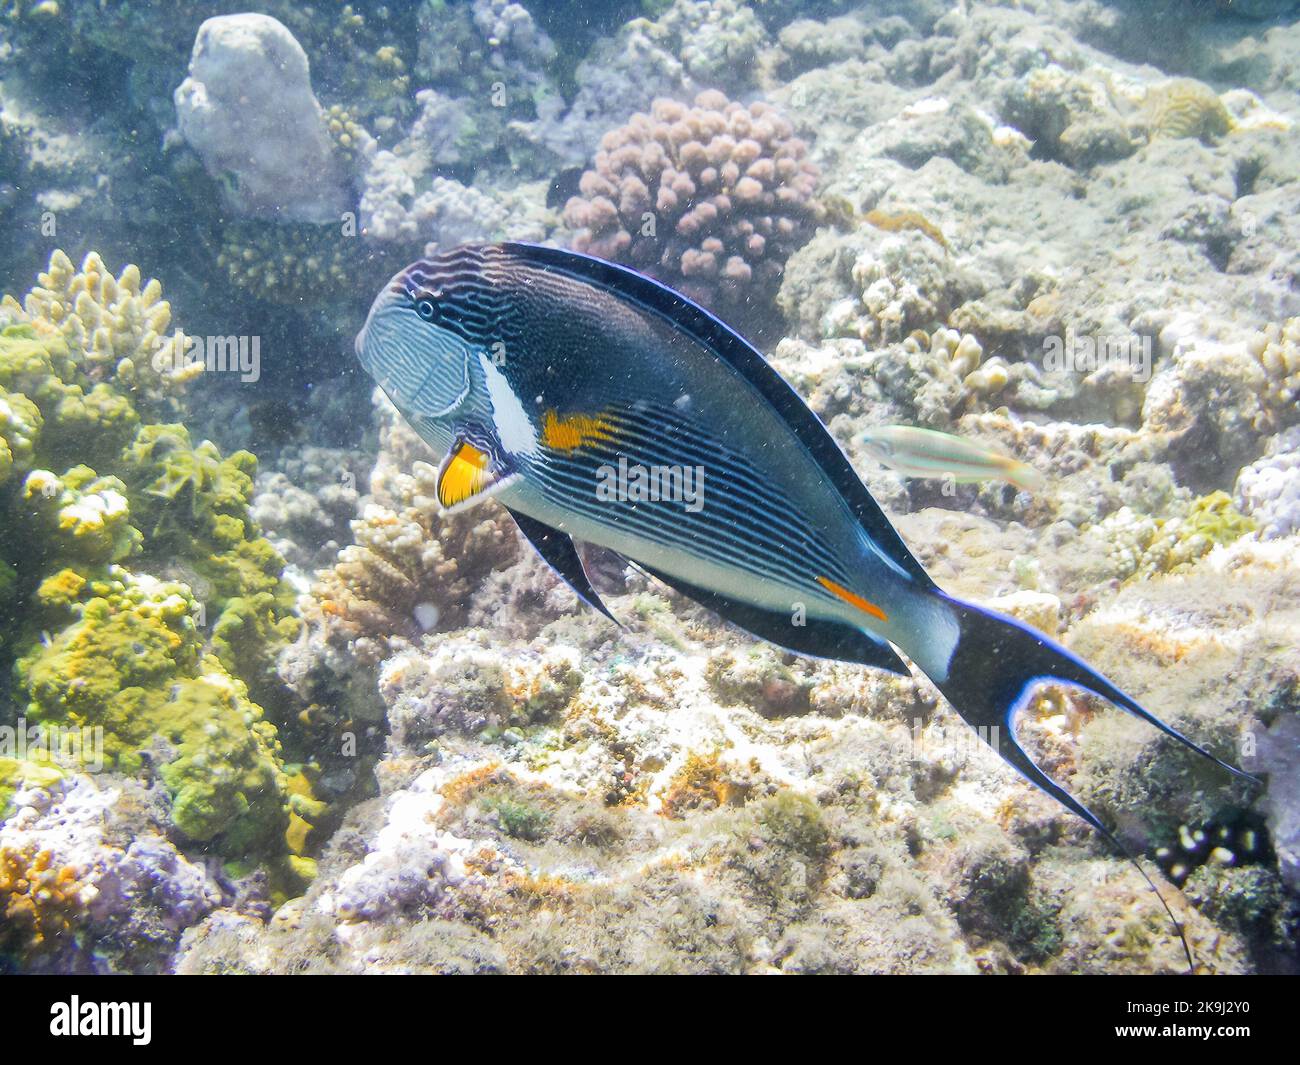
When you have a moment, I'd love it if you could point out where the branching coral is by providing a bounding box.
[309,459,522,666]
[0,842,91,954]
[564,90,819,314]
[2,251,198,417]
[1248,317,1300,426]
[868,327,1009,428]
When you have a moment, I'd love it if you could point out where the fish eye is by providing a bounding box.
[415,298,439,323]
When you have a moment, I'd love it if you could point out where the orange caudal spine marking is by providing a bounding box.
[439,442,491,507]
[541,410,614,451]
[816,575,889,622]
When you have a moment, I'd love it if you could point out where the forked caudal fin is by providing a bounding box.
[926,593,1260,970]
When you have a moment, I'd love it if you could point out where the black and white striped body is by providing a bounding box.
[356,244,1255,967]
[357,243,959,678]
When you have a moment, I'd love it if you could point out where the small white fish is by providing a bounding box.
[858,425,1045,492]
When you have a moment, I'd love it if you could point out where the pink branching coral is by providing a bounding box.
[564,90,819,315]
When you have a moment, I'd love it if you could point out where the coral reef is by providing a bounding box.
[652,0,771,88]
[564,90,819,315]
[523,0,778,168]
[3,0,1300,978]
[302,399,522,669]
[1250,317,1300,419]
[250,444,366,575]
[3,250,198,419]
[1141,78,1235,143]
[1236,427,1300,539]
[357,86,551,252]
[1,252,310,890]
[407,0,562,180]
[216,222,369,309]
[1,772,221,972]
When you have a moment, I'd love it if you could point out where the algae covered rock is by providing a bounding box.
[174,13,350,223]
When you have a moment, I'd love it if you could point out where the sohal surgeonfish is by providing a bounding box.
[356,242,1257,965]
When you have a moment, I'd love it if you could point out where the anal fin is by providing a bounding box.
[508,508,619,625]
[639,564,910,675]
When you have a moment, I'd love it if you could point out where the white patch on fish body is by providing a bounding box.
[478,351,538,458]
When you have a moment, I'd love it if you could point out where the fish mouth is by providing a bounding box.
[353,320,369,364]
[354,267,409,370]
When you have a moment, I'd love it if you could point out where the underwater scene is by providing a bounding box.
[0,0,1297,978]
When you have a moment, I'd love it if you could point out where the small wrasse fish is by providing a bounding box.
[859,424,1046,492]
[356,242,1256,964]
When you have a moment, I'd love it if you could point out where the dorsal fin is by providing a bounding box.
[500,241,935,588]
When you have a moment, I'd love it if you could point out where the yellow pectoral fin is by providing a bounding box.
[541,409,615,452]
[438,441,504,509]
[816,575,889,623]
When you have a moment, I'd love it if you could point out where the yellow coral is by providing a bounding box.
[1248,317,1300,425]
[1143,79,1233,142]
[2,250,202,408]
[1090,494,1255,583]
[0,843,91,952]
[864,208,950,251]
[0,386,41,485]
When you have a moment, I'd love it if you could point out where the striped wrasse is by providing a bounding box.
[858,425,1045,492]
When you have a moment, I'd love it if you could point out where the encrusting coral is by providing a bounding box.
[1141,78,1235,143]
[0,772,223,969]
[0,251,311,884]
[564,89,819,315]
[1078,492,1257,584]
